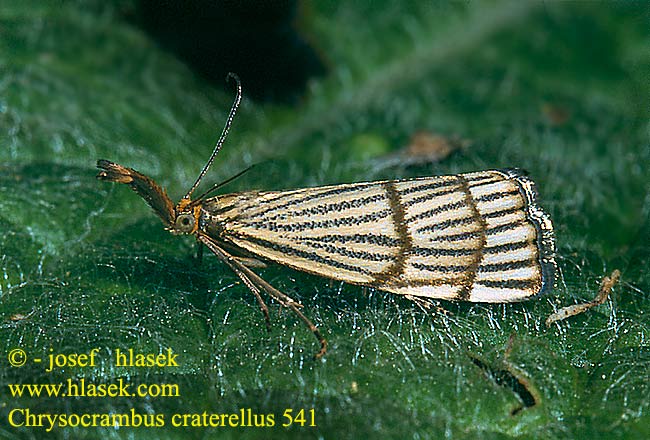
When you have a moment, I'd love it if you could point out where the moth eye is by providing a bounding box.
[175,214,195,232]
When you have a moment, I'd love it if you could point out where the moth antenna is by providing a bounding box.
[182,72,242,202]
[190,164,256,206]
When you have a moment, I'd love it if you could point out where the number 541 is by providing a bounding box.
[282,409,316,427]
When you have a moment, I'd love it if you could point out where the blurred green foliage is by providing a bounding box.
[1,1,649,439]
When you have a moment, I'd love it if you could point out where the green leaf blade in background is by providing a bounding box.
[1,1,649,439]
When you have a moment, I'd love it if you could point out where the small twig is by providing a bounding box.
[545,269,621,327]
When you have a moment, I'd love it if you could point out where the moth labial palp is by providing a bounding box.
[97,73,557,359]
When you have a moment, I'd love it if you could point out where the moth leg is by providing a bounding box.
[196,237,271,331]
[231,268,273,333]
[246,282,273,333]
[234,256,267,269]
[195,239,266,268]
[404,294,433,311]
[404,295,451,316]
[198,233,327,359]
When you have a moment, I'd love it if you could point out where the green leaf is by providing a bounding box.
[1,1,649,439]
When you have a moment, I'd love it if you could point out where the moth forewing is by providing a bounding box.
[207,169,556,303]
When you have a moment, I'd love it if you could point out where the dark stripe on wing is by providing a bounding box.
[231,233,376,275]
[409,240,531,257]
[429,230,482,242]
[249,183,379,218]
[416,215,476,233]
[264,192,386,221]
[407,199,467,221]
[427,218,529,243]
[483,240,533,254]
[298,233,401,247]
[482,206,523,219]
[475,189,520,203]
[396,178,459,196]
[484,219,528,236]
[411,262,470,274]
[372,182,412,284]
[410,246,476,257]
[244,208,392,232]
[475,279,538,289]
[477,258,536,273]
[401,185,462,208]
[295,240,394,262]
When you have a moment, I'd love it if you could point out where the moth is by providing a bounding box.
[97,74,556,358]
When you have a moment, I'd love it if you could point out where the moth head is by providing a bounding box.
[173,212,195,233]
[97,74,243,237]
[170,198,201,235]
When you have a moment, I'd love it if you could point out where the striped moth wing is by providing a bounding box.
[201,169,556,303]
